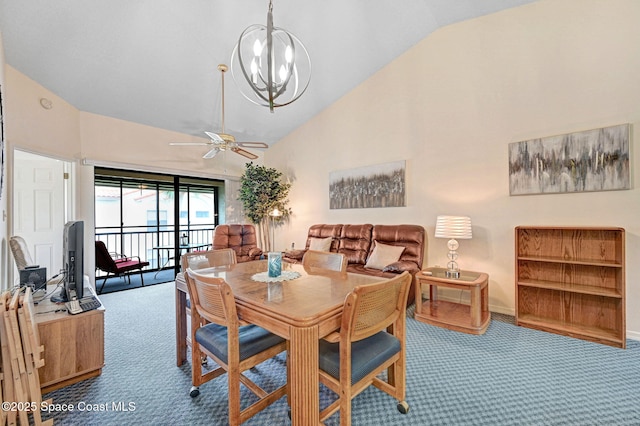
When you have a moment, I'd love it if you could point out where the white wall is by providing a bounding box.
[266,0,640,337]
[2,66,255,286]
[0,30,8,289]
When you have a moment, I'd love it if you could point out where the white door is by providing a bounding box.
[12,150,65,283]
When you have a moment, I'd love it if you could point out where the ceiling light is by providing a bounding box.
[231,0,311,113]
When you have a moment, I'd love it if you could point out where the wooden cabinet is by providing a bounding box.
[35,294,105,393]
[515,226,625,348]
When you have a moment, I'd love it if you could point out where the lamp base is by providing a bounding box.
[445,269,460,279]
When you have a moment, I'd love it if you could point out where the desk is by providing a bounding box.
[154,243,210,277]
[175,260,385,425]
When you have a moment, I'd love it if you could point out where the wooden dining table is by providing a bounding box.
[174,260,386,425]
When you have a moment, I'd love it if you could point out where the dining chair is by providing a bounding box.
[184,268,287,425]
[181,248,237,271]
[180,248,238,354]
[301,250,347,273]
[317,271,412,425]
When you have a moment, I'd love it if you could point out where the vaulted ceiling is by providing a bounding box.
[0,0,537,146]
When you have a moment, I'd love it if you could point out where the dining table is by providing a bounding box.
[174,259,386,425]
[153,242,211,278]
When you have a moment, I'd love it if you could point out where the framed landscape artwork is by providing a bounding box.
[329,160,406,209]
[508,124,630,196]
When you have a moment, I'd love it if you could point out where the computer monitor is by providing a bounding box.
[62,220,84,301]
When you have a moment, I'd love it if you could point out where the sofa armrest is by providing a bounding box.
[382,260,419,274]
[284,249,306,261]
[248,247,263,259]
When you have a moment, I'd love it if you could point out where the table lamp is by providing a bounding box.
[435,215,472,278]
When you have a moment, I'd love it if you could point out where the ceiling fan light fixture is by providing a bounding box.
[169,64,268,160]
[231,0,311,112]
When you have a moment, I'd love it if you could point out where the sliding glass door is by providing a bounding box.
[94,168,221,276]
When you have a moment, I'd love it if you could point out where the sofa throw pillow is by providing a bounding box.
[308,237,332,252]
[364,241,405,270]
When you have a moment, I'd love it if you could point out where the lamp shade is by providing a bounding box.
[435,216,472,239]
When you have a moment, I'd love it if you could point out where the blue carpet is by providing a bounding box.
[97,268,176,294]
[42,282,640,425]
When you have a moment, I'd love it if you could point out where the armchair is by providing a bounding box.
[212,224,263,263]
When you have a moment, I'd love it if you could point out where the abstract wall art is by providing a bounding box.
[329,160,406,209]
[508,124,630,196]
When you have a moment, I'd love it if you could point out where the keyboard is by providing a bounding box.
[66,295,102,315]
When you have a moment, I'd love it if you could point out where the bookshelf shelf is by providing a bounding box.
[515,226,625,348]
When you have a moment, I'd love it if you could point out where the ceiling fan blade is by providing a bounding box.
[169,142,211,146]
[204,131,225,143]
[236,142,269,149]
[203,147,221,159]
[231,147,259,160]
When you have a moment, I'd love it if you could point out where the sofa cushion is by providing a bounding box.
[338,224,373,265]
[364,241,405,270]
[309,237,332,252]
[370,224,424,268]
[305,224,343,252]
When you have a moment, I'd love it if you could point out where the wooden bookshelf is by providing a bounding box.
[515,226,625,348]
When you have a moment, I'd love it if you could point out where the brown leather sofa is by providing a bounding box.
[212,224,263,263]
[284,224,425,305]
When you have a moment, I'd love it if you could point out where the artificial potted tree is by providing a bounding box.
[238,162,291,252]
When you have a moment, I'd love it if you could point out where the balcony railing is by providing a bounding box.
[95,225,215,278]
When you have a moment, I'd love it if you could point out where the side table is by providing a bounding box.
[414,267,490,335]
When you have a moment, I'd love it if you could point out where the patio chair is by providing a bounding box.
[95,240,149,294]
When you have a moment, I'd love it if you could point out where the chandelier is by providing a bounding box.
[231,0,311,112]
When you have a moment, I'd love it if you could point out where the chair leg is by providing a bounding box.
[140,269,145,287]
[97,272,112,294]
[228,370,241,426]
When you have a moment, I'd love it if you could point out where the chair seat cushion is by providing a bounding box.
[319,331,400,385]
[195,323,284,364]
[112,259,149,273]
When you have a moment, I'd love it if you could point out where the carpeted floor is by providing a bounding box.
[97,268,176,294]
[42,281,640,425]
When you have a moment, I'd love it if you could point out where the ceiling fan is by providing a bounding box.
[169,64,268,160]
